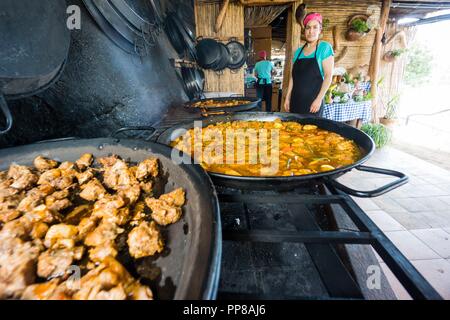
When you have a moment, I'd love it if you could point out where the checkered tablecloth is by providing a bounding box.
[323,100,372,123]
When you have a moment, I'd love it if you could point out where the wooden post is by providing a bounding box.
[369,0,391,123]
[195,0,244,95]
[281,1,303,112]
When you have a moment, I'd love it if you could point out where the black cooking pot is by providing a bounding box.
[156,112,408,196]
[0,136,222,300]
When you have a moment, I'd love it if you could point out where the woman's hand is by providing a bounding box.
[284,98,290,112]
[310,98,321,113]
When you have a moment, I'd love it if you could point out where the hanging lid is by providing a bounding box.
[0,0,70,97]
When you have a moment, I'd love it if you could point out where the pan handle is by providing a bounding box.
[328,165,409,198]
[0,94,13,135]
[111,126,156,141]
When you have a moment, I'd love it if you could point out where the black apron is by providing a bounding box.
[290,41,324,116]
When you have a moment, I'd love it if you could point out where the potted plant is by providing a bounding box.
[380,94,400,126]
[361,123,391,149]
[383,48,407,63]
[346,15,371,41]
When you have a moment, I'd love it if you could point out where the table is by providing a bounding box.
[323,100,372,125]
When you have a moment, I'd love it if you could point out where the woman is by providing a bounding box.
[254,50,275,111]
[284,12,334,116]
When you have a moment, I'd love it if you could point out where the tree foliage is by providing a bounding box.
[404,43,433,87]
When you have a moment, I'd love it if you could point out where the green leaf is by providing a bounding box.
[361,123,392,148]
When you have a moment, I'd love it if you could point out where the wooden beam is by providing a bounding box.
[369,0,391,123]
[215,0,230,33]
[281,1,302,112]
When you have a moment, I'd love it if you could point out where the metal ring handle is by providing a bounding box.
[0,94,13,135]
[111,126,156,140]
[329,165,409,198]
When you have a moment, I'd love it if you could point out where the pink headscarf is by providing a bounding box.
[258,50,267,59]
[303,13,323,27]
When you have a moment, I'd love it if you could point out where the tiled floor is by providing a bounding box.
[337,146,450,299]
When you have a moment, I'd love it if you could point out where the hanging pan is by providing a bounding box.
[226,38,247,70]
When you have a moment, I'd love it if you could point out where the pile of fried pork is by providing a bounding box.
[0,154,185,300]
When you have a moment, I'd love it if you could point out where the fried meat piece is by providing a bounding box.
[23,205,63,224]
[144,188,185,225]
[118,184,140,206]
[84,222,123,247]
[44,224,79,249]
[21,279,70,300]
[139,181,153,194]
[130,201,146,226]
[17,185,54,212]
[159,188,185,207]
[103,159,137,190]
[64,205,92,225]
[76,154,93,170]
[98,155,119,168]
[88,241,118,263]
[76,168,94,185]
[45,189,72,212]
[77,216,99,240]
[135,158,159,180]
[0,238,40,298]
[33,156,58,172]
[79,178,107,202]
[37,247,84,279]
[0,193,22,223]
[127,221,164,259]
[92,195,129,225]
[72,257,153,300]
[0,217,33,240]
[7,164,38,191]
[37,169,74,190]
[30,222,49,240]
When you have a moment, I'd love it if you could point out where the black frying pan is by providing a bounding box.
[184,96,261,113]
[164,13,185,55]
[0,137,221,300]
[226,39,247,70]
[195,38,221,69]
[157,112,408,195]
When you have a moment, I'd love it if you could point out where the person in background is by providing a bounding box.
[254,50,276,111]
[284,12,334,116]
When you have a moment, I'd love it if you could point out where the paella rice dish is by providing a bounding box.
[171,119,363,177]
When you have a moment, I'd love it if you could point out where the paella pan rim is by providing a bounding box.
[0,138,221,300]
[184,96,261,112]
